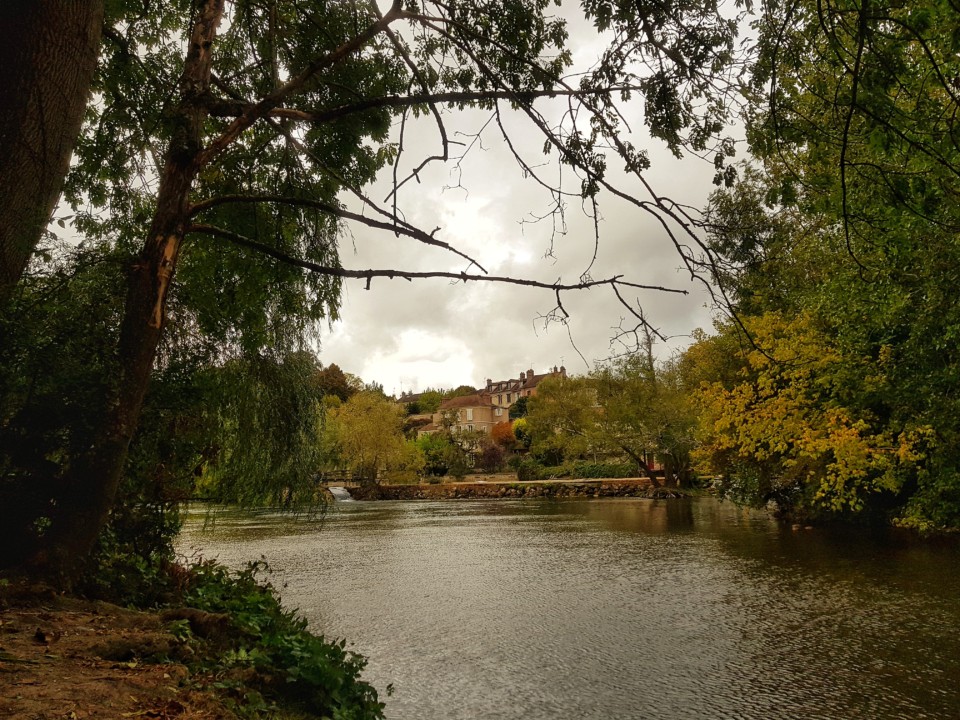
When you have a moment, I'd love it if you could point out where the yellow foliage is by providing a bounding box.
[691,312,928,513]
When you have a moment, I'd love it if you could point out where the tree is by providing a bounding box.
[327,391,409,483]
[0,1,103,302]
[477,442,506,473]
[3,0,746,577]
[416,390,445,415]
[526,375,601,464]
[592,339,697,486]
[508,396,529,420]
[449,385,479,399]
[691,312,925,519]
[416,432,455,477]
[491,421,517,448]
[313,363,356,403]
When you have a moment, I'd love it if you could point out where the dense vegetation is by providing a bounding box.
[2,0,959,714]
[683,0,960,531]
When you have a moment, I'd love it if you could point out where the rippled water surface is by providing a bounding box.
[177,497,960,719]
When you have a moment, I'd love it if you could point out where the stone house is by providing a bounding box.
[418,392,508,437]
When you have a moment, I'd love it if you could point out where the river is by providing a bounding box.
[177,497,960,719]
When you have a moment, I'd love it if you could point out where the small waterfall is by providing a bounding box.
[328,486,355,502]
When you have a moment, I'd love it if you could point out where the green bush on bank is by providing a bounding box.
[181,560,385,719]
[515,459,639,481]
[82,523,385,720]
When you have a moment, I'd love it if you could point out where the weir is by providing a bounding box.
[327,486,355,502]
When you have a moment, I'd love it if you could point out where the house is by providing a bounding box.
[419,392,508,437]
[482,366,566,409]
[406,365,566,437]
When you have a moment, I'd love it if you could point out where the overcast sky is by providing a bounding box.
[315,8,726,396]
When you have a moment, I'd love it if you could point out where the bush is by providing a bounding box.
[515,458,541,481]
[514,460,639,481]
[570,462,637,479]
[181,560,385,719]
[477,444,505,473]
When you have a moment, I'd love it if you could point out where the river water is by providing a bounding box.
[177,497,960,719]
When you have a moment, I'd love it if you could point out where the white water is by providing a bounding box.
[327,486,355,502]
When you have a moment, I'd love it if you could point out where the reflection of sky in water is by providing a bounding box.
[178,498,960,720]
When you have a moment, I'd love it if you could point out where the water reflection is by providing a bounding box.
[178,498,960,720]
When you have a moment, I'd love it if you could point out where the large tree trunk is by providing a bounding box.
[35,0,225,582]
[0,1,103,303]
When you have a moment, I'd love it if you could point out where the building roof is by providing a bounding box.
[439,393,492,409]
[485,366,566,392]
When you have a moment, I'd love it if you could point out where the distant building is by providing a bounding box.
[404,365,566,436]
[419,392,506,437]
[482,366,566,409]
[397,391,426,405]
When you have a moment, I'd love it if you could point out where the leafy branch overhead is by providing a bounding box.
[70,0,744,347]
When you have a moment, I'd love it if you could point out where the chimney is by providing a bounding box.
[527,368,534,379]
[519,371,526,381]
[486,378,492,388]
[560,365,566,377]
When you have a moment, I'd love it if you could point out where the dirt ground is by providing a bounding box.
[0,584,235,720]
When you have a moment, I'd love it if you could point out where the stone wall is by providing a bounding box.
[348,479,654,501]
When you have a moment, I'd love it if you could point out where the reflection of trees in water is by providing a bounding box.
[178,506,329,543]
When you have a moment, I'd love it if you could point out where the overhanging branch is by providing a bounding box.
[205,86,646,124]
[187,222,688,296]
[189,193,486,271]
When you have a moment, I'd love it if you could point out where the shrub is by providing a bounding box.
[181,560,385,719]
[515,458,541,481]
[477,444,505,473]
[570,462,637,479]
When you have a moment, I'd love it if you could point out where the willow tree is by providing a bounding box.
[2,0,745,577]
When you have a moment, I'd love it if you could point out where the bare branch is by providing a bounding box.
[189,193,486,271]
[188,223,688,295]
[205,86,645,124]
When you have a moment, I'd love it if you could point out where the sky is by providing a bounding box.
[314,10,727,396]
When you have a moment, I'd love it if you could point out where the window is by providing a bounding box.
[507,393,512,402]
[495,407,503,416]
[497,394,502,404]
[467,424,474,431]
[466,408,473,421]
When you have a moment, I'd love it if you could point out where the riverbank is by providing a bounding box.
[347,478,674,500]
[0,563,385,720]
[0,585,235,719]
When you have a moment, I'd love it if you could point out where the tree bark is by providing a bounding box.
[36,0,225,582]
[619,443,661,487]
[0,1,103,303]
